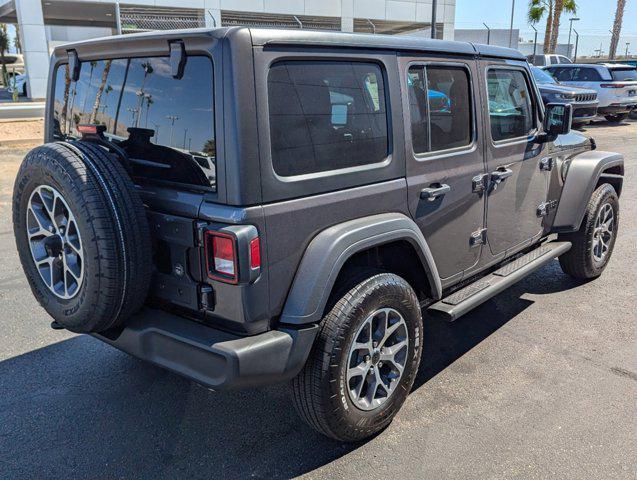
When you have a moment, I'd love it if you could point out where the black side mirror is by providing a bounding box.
[544,103,573,137]
[169,40,187,79]
[67,49,81,81]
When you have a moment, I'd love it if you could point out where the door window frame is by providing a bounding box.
[484,65,541,146]
[404,60,478,162]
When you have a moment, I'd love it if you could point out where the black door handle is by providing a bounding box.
[420,183,451,201]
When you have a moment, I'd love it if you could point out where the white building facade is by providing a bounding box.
[0,0,456,99]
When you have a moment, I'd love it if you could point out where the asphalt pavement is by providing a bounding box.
[0,120,635,479]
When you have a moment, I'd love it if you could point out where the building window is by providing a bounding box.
[268,61,389,177]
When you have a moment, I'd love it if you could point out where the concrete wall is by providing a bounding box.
[454,28,520,49]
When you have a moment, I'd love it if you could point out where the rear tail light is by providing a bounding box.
[205,231,238,284]
[600,83,627,89]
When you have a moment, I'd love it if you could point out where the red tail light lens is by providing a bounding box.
[249,237,261,269]
[205,231,238,283]
[600,83,627,89]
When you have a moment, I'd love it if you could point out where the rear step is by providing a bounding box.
[428,241,572,321]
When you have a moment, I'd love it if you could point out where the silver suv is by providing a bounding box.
[545,63,637,122]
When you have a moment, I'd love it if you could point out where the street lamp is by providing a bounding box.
[567,17,579,60]
[626,42,631,58]
[431,0,437,39]
[508,0,516,48]
[573,29,580,62]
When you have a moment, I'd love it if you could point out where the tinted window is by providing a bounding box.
[52,56,216,190]
[573,67,603,82]
[611,68,637,81]
[407,65,472,154]
[549,67,574,82]
[487,69,535,141]
[268,61,388,177]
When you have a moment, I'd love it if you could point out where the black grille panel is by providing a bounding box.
[575,93,597,102]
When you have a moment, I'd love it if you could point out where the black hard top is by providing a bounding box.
[54,26,526,61]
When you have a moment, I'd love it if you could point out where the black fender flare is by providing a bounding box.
[552,150,624,232]
[279,213,442,325]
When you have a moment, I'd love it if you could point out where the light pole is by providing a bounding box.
[508,0,516,48]
[431,0,437,39]
[626,42,630,58]
[573,29,580,62]
[567,17,579,60]
[530,24,538,61]
[166,115,179,147]
[483,23,491,45]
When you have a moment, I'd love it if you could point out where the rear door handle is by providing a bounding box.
[420,183,451,201]
[491,168,513,184]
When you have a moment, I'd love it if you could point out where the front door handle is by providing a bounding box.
[491,168,513,184]
[420,183,451,201]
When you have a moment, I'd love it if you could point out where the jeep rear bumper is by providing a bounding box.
[92,308,318,390]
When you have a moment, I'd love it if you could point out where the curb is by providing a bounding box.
[0,138,42,147]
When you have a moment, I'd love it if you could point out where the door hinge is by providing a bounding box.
[472,174,489,194]
[537,200,558,217]
[470,228,487,247]
[539,157,554,171]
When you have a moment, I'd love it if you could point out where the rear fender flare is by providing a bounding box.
[553,151,624,232]
[279,213,442,325]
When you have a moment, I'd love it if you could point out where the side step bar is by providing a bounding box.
[428,241,572,321]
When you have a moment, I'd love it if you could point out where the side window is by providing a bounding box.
[573,67,602,82]
[407,64,472,154]
[487,69,535,142]
[268,61,389,177]
[552,67,573,82]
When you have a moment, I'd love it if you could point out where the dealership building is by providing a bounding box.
[0,0,457,99]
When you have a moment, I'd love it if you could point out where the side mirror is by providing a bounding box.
[544,103,573,137]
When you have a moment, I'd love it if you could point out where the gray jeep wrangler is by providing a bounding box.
[13,28,623,442]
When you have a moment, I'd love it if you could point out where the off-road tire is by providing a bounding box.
[558,183,619,279]
[13,141,152,333]
[604,113,629,123]
[291,271,423,442]
[629,110,637,120]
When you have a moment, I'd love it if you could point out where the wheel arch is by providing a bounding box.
[279,213,442,325]
[552,151,624,233]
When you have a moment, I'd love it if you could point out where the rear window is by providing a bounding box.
[267,61,389,177]
[610,68,637,81]
[52,56,216,191]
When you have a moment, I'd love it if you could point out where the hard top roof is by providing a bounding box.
[54,26,526,61]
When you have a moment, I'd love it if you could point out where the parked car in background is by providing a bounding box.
[528,54,572,66]
[531,66,598,126]
[544,63,637,123]
[7,73,27,96]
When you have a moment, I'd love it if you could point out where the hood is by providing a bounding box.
[538,83,596,96]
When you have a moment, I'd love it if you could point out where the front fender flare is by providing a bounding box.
[279,213,442,325]
[552,150,624,232]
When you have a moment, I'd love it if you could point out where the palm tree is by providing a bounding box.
[549,0,577,54]
[528,0,554,54]
[609,0,627,60]
[91,60,112,123]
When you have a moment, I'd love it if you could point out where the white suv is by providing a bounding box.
[528,54,572,66]
[545,63,637,123]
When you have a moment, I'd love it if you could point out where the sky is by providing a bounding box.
[455,0,637,57]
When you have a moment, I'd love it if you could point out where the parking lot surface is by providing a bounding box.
[0,120,636,479]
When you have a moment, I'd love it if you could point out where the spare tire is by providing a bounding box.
[12,141,152,333]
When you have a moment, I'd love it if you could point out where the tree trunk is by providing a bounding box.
[609,0,627,60]
[549,0,564,54]
[543,2,554,54]
[91,60,112,123]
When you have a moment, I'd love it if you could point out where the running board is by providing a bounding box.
[428,241,572,321]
